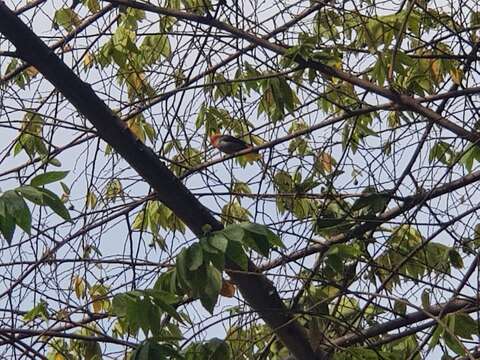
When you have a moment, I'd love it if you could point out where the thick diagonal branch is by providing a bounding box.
[0,3,323,359]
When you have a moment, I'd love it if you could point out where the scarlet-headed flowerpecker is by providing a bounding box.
[209,133,260,161]
[209,133,253,154]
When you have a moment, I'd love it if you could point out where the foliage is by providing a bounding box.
[1,0,479,359]
[0,171,70,244]
[174,222,283,312]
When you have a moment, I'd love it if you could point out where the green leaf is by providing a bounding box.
[222,224,244,242]
[351,190,389,214]
[195,105,206,129]
[111,292,136,318]
[154,269,179,294]
[241,230,270,257]
[340,348,380,360]
[470,11,480,26]
[139,34,171,66]
[200,236,220,254]
[448,249,463,269]
[429,324,443,349]
[207,233,229,253]
[30,171,69,187]
[460,145,480,172]
[23,300,49,323]
[132,210,147,230]
[233,181,251,194]
[326,244,361,260]
[39,188,71,221]
[221,201,251,225]
[60,182,70,195]
[16,186,44,205]
[112,292,153,336]
[45,157,62,167]
[188,264,208,300]
[394,299,406,315]
[131,339,180,360]
[86,190,98,209]
[2,190,31,234]
[0,213,15,244]
[326,253,343,274]
[176,248,189,288]
[187,243,204,271]
[84,340,102,360]
[421,289,430,309]
[184,338,232,360]
[429,141,455,165]
[225,239,248,270]
[213,73,234,100]
[239,222,284,250]
[105,179,123,201]
[335,296,359,317]
[443,331,465,355]
[453,313,477,339]
[201,263,222,313]
[204,338,231,360]
[53,8,81,31]
[144,289,184,324]
[208,253,225,273]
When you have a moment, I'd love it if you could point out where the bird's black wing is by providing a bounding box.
[219,135,249,147]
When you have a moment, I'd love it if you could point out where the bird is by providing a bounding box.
[209,133,261,161]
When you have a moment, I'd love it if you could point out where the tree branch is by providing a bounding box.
[332,298,478,348]
[103,0,480,145]
[0,3,323,359]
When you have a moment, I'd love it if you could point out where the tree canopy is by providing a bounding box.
[0,0,479,359]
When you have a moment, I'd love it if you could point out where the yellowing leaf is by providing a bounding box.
[316,151,335,174]
[86,191,97,209]
[220,279,236,298]
[387,111,400,127]
[55,354,65,360]
[430,59,441,82]
[132,210,147,230]
[89,284,110,313]
[105,179,123,201]
[25,66,39,78]
[221,201,251,224]
[250,134,265,146]
[55,309,69,321]
[242,151,261,162]
[85,0,100,13]
[91,299,103,313]
[83,52,94,69]
[72,275,86,299]
[128,118,145,142]
[450,68,463,85]
[233,181,251,194]
[128,71,146,91]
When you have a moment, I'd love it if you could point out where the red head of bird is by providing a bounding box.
[209,133,223,149]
